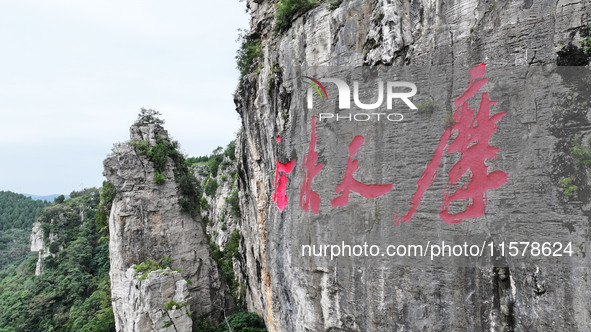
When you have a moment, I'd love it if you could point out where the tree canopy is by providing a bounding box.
[0,188,114,331]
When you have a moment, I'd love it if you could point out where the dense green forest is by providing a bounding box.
[0,191,48,230]
[0,188,115,332]
[0,192,50,270]
[0,183,264,332]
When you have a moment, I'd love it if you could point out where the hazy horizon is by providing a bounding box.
[0,1,250,196]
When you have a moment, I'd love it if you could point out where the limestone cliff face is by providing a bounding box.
[30,221,50,275]
[115,268,193,332]
[234,0,591,331]
[105,123,233,331]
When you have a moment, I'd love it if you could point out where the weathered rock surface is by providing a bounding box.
[116,267,193,332]
[29,221,50,275]
[234,0,591,331]
[29,221,44,253]
[105,123,233,331]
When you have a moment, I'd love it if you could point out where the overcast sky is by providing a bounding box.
[0,1,249,195]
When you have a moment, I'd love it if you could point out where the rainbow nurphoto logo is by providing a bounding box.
[302,74,414,122]
[303,76,329,101]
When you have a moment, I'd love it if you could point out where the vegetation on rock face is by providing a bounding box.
[219,312,266,332]
[0,188,114,331]
[176,172,203,216]
[163,300,187,311]
[38,189,100,246]
[187,139,244,308]
[162,300,191,328]
[187,141,237,179]
[236,31,263,77]
[570,135,591,166]
[559,135,591,197]
[580,36,591,57]
[195,311,266,332]
[560,177,578,196]
[550,79,591,200]
[416,98,440,114]
[131,137,178,182]
[442,111,455,129]
[130,110,203,216]
[154,171,166,184]
[226,190,241,219]
[95,181,116,237]
[204,178,219,197]
[209,229,242,306]
[196,311,266,332]
[132,257,175,281]
[274,0,318,33]
[327,0,343,10]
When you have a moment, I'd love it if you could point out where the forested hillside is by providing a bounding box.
[0,191,48,230]
[0,168,264,331]
[0,188,114,332]
[0,191,49,270]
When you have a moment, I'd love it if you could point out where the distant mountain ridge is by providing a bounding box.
[21,193,68,202]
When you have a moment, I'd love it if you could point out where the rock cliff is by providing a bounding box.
[233,0,591,331]
[104,119,233,331]
[100,1,591,331]
[30,221,51,275]
[115,267,193,332]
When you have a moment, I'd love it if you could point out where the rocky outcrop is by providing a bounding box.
[29,202,82,275]
[234,0,591,331]
[29,221,54,275]
[105,121,233,331]
[29,221,44,253]
[115,267,193,332]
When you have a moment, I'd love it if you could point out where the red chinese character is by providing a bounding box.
[273,135,296,211]
[393,128,450,225]
[300,116,323,214]
[395,64,508,225]
[331,135,393,207]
